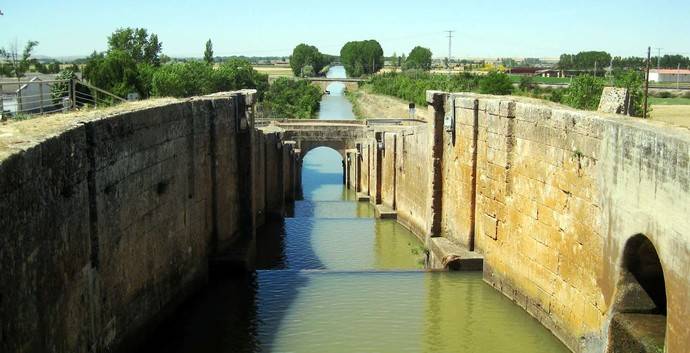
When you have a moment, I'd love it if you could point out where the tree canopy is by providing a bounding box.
[107,27,162,67]
[340,40,384,77]
[263,77,322,119]
[558,51,612,71]
[290,44,328,77]
[404,46,433,71]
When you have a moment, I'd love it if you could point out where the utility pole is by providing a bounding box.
[643,47,651,119]
[655,47,663,70]
[594,61,597,77]
[446,30,455,75]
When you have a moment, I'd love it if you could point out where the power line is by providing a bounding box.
[654,47,663,69]
[446,30,455,75]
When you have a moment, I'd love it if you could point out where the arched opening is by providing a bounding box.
[301,147,344,201]
[608,234,666,353]
[622,234,666,315]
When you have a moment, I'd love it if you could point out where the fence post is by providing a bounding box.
[94,89,98,108]
[39,81,44,115]
[0,82,4,120]
[17,83,23,115]
[70,79,76,109]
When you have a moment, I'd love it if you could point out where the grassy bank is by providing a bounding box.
[648,97,690,105]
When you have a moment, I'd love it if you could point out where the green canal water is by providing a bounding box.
[139,67,569,353]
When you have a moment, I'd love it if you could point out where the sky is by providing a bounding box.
[1,0,689,59]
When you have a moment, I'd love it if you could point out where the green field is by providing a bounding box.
[508,75,571,85]
[648,97,690,105]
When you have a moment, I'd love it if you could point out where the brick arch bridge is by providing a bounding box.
[270,119,368,162]
[267,77,365,94]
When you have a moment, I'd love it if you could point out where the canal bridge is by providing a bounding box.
[268,76,366,93]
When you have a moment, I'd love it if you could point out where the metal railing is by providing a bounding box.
[1,78,126,120]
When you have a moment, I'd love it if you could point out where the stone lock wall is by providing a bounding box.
[0,92,298,353]
[433,93,690,353]
[344,92,689,353]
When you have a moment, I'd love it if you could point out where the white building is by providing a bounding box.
[649,69,690,83]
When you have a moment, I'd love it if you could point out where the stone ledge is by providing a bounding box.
[608,313,666,353]
[427,237,483,271]
[356,192,370,202]
[375,204,397,219]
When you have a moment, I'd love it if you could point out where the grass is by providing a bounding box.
[648,97,690,105]
[508,74,571,85]
[344,90,365,119]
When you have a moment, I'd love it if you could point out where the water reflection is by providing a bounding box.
[319,66,355,120]
[138,65,569,353]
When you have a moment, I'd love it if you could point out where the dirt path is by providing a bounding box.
[347,87,432,121]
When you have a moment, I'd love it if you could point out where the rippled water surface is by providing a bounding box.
[140,66,569,353]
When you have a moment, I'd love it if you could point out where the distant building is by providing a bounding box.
[508,67,541,75]
[649,69,690,83]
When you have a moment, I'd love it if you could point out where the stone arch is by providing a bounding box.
[608,234,667,353]
[297,140,348,163]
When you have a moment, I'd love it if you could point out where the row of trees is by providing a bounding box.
[3,29,323,120]
[81,29,272,99]
[559,51,690,70]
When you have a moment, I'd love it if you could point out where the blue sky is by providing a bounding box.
[1,0,689,59]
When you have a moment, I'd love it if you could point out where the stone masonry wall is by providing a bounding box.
[435,93,690,353]
[345,92,689,353]
[0,92,294,353]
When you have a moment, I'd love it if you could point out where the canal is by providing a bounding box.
[139,66,569,353]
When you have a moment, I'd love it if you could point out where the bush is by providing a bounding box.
[368,71,481,106]
[52,69,92,105]
[212,59,269,99]
[263,77,322,119]
[562,75,604,110]
[657,91,672,98]
[518,75,535,91]
[151,59,269,98]
[152,61,213,97]
[682,91,690,99]
[613,70,644,116]
[479,71,513,95]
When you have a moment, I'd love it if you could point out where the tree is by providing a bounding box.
[204,39,214,65]
[290,44,327,77]
[562,75,604,110]
[52,69,91,105]
[151,61,213,97]
[83,50,142,98]
[48,61,61,73]
[479,71,513,95]
[107,28,162,66]
[212,58,269,99]
[0,40,39,81]
[263,77,322,119]
[404,46,433,71]
[340,40,384,77]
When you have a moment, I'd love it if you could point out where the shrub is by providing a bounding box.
[152,61,213,97]
[518,75,535,91]
[212,59,269,99]
[682,91,690,99]
[613,70,645,116]
[479,71,513,95]
[263,77,322,119]
[657,91,672,98]
[562,75,604,110]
